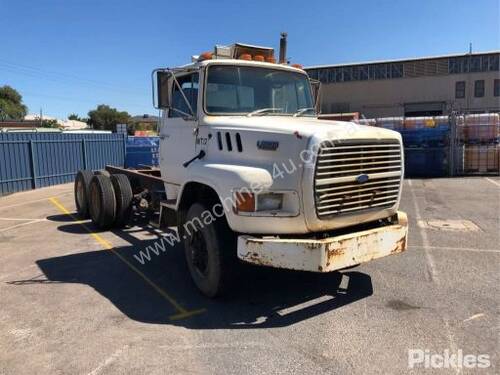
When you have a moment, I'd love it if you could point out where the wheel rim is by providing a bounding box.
[189,230,209,277]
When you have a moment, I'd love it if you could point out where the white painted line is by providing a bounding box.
[485,177,500,188]
[0,218,48,221]
[410,245,500,254]
[407,179,439,283]
[0,191,72,211]
[87,345,129,375]
[0,220,47,233]
[463,313,485,323]
[276,295,334,317]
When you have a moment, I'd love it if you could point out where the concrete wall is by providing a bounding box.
[318,71,499,118]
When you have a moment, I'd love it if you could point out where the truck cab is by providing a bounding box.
[148,43,408,297]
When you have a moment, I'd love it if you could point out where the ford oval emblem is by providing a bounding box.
[356,174,369,184]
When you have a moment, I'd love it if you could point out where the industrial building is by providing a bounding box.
[306,51,500,118]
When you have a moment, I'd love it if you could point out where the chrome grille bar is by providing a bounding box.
[314,140,402,218]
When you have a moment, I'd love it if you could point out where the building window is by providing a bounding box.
[307,70,319,80]
[474,80,485,97]
[489,55,499,71]
[390,63,403,78]
[318,69,329,83]
[343,67,352,82]
[455,81,465,99]
[494,79,500,97]
[470,56,481,72]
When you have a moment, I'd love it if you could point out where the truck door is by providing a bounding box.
[159,72,199,186]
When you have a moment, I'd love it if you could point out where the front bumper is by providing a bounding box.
[237,211,408,272]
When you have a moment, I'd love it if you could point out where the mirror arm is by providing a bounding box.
[171,71,196,118]
[170,107,194,120]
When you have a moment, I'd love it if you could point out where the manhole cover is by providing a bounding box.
[417,219,480,232]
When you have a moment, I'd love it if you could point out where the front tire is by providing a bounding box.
[182,203,236,298]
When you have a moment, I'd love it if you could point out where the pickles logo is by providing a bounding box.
[408,349,490,369]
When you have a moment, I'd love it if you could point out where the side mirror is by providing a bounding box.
[153,70,171,109]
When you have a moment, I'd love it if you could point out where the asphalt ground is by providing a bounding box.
[0,177,499,374]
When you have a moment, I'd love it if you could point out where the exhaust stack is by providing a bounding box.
[279,32,287,64]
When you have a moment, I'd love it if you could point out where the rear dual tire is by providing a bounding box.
[74,170,133,229]
[89,175,116,230]
[110,174,133,228]
[74,170,94,218]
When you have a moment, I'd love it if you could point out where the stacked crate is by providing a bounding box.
[458,114,499,175]
[400,117,450,177]
[375,117,404,130]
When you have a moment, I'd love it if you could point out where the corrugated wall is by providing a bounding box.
[0,132,125,195]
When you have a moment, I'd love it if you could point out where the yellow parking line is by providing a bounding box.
[48,197,205,320]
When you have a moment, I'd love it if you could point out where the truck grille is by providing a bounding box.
[314,140,402,218]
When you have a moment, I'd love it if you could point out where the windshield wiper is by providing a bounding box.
[293,107,316,117]
[247,108,283,117]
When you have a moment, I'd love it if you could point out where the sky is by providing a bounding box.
[1,0,499,119]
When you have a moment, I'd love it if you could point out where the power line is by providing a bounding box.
[21,91,152,113]
[0,59,145,95]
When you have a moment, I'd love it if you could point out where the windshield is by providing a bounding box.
[205,65,315,116]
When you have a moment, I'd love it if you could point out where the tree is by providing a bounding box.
[0,86,28,120]
[40,119,61,129]
[68,113,86,122]
[87,104,131,131]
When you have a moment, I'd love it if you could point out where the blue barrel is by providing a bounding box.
[125,136,160,168]
[404,147,448,177]
[401,128,449,148]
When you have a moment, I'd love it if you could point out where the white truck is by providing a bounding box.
[74,42,408,297]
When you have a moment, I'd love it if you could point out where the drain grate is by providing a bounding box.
[417,219,481,232]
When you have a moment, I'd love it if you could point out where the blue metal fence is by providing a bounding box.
[0,132,126,195]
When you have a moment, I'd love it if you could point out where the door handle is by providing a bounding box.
[183,150,206,168]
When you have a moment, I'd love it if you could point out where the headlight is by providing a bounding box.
[257,193,283,211]
[233,190,298,216]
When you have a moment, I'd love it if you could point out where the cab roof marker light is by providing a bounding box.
[239,53,252,61]
[198,51,213,61]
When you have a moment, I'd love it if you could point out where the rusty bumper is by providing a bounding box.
[237,211,408,272]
